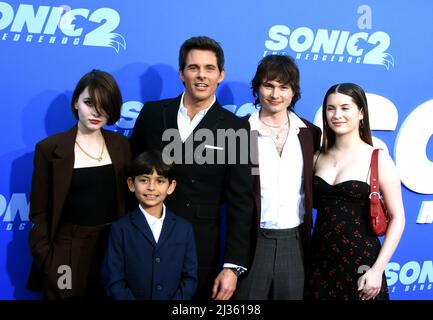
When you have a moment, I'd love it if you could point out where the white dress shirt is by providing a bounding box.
[177,92,215,142]
[139,204,166,243]
[249,110,306,229]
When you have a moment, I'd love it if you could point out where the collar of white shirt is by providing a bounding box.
[139,203,166,243]
[249,108,307,134]
[179,92,215,118]
[177,92,216,142]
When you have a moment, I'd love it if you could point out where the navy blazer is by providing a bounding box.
[101,207,198,300]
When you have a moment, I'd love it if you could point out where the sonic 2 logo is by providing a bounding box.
[386,261,433,293]
[264,25,394,70]
[0,193,29,230]
[0,2,126,52]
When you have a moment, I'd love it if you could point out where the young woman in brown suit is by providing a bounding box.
[26,70,131,299]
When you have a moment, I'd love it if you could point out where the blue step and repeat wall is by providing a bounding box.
[1,0,432,300]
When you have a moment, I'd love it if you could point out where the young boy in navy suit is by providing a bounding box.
[101,151,197,300]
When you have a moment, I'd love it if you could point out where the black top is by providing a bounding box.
[62,164,118,226]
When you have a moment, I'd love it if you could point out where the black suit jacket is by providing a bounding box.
[27,126,131,291]
[129,95,255,297]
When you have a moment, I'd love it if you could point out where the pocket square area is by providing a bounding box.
[204,145,224,150]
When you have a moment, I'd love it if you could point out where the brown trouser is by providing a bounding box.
[43,222,111,300]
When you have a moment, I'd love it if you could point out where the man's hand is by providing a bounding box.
[211,268,238,300]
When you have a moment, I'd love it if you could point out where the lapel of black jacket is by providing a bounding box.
[162,95,182,131]
[130,207,157,247]
[161,95,182,157]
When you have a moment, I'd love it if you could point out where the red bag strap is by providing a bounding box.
[370,149,380,197]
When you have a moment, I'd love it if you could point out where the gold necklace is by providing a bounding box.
[75,139,105,162]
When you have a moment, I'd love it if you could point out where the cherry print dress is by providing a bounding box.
[304,176,389,300]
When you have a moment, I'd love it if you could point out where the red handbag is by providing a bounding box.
[369,149,390,236]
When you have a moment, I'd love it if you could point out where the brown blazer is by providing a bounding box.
[250,115,321,259]
[26,126,131,291]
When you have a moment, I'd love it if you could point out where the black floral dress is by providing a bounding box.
[305,176,389,300]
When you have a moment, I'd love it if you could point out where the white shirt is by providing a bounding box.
[177,92,215,142]
[139,204,166,243]
[249,110,306,229]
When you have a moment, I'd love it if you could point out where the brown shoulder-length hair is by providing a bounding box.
[251,54,300,111]
[71,69,122,125]
[321,83,373,152]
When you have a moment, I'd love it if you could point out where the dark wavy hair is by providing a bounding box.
[178,36,225,72]
[321,83,373,152]
[251,54,301,111]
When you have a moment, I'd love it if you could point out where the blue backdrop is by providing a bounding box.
[1,0,432,300]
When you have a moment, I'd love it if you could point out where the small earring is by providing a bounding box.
[360,120,364,128]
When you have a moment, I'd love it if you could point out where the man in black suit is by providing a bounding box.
[129,36,255,300]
